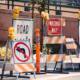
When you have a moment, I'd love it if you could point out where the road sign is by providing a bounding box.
[12,18,33,63]
[47,18,62,36]
[13,41,32,63]
[13,18,33,44]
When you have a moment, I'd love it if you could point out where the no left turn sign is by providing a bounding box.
[13,41,31,63]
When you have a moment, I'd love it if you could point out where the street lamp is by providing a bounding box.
[41,11,49,72]
[40,11,49,52]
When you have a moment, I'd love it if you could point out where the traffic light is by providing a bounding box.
[12,6,21,19]
[8,27,15,40]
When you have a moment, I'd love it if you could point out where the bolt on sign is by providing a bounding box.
[12,18,33,63]
[47,18,64,36]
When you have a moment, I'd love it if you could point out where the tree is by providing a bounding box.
[30,0,46,18]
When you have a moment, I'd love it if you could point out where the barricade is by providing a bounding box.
[11,40,36,79]
[65,38,78,70]
[11,18,36,79]
[43,37,78,72]
[14,63,36,73]
[0,18,36,80]
[46,54,65,63]
[43,36,67,72]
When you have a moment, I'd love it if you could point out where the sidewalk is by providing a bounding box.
[30,72,80,80]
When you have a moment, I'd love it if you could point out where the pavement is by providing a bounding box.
[30,72,80,80]
[0,55,80,80]
[0,72,80,80]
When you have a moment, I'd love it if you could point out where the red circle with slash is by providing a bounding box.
[14,42,31,62]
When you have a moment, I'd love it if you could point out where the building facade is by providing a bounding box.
[0,0,79,45]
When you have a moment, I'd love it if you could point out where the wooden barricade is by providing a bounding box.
[46,54,66,63]
[44,36,66,63]
[66,38,77,50]
[14,63,36,73]
[43,36,67,72]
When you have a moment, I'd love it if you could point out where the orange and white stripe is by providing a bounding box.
[66,43,77,49]
[14,63,36,73]
[43,36,66,44]
[66,38,77,49]
[46,54,66,63]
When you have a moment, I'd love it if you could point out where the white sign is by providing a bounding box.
[13,18,33,63]
[13,18,33,43]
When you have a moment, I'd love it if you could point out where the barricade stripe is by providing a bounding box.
[51,37,58,43]
[46,54,62,62]
[44,36,67,62]
[21,64,33,72]
[15,64,27,72]
[14,64,35,72]
[15,64,24,72]
[48,38,52,43]
[46,55,51,63]
[20,64,31,71]
[55,37,60,43]
[22,64,35,71]
[49,55,54,61]
[44,36,66,44]
[27,64,35,71]
[52,54,58,61]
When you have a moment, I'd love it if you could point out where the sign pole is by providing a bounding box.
[1,39,9,80]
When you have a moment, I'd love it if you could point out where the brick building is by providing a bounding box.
[0,0,79,45]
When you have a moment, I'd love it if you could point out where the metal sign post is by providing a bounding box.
[1,39,9,80]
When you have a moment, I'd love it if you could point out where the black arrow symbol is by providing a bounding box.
[16,47,26,58]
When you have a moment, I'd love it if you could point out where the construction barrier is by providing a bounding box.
[12,18,36,79]
[46,54,66,63]
[66,38,77,49]
[43,36,79,72]
[43,36,66,44]
[14,63,36,73]
[44,36,66,62]
[44,37,78,63]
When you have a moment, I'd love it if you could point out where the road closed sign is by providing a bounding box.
[13,18,33,43]
[12,18,33,63]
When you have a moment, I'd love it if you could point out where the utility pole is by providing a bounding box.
[47,0,50,13]
[7,0,9,9]
[12,0,14,9]
[55,0,61,15]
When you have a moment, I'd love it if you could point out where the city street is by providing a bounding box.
[0,0,80,80]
